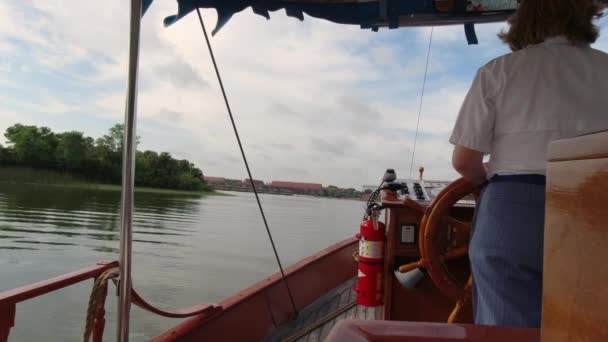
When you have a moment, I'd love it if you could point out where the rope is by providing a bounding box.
[195,8,299,317]
[83,267,120,342]
[408,26,434,179]
[352,251,360,263]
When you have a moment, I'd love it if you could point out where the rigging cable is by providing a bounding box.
[408,26,434,179]
[195,9,299,317]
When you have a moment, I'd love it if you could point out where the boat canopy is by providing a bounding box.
[142,0,521,43]
[143,0,608,44]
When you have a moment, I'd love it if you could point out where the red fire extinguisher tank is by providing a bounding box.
[355,218,385,307]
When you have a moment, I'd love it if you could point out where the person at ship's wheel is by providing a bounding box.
[449,0,608,328]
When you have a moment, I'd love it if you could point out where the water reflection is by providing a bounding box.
[0,183,202,251]
[0,183,363,341]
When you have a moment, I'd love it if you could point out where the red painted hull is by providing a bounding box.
[152,237,359,341]
[0,236,543,342]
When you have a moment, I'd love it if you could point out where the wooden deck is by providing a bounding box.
[263,277,382,342]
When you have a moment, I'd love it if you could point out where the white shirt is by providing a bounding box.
[450,36,608,178]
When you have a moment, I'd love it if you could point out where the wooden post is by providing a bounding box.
[0,303,16,342]
[543,131,608,342]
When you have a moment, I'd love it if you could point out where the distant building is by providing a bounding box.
[271,181,323,190]
[243,178,265,188]
[204,176,244,191]
[205,176,241,184]
[270,181,323,196]
[204,177,361,199]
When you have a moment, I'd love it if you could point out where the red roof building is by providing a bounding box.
[270,181,323,190]
[243,179,265,187]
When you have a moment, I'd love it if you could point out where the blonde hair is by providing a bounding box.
[499,0,605,51]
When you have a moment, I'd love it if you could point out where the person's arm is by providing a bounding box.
[452,145,486,185]
[449,66,496,183]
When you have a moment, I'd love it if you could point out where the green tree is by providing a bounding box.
[177,159,192,173]
[95,124,139,182]
[156,152,179,188]
[191,166,204,180]
[96,124,124,154]
[135,150,159,186]
[134,152,206,190]
[56,131,87,171]
[4,124,58,167]
[0,143,15,165]
[176,172,204,191]
[2,122,209,192]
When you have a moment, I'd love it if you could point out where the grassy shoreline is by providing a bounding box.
[0,167,221,196]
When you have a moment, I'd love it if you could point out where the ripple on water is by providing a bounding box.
[0,185,363,341]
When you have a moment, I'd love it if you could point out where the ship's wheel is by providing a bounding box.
[399,177,480,306]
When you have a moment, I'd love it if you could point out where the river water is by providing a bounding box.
[0,183,363,341]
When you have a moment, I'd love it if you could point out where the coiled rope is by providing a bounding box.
[83,267,120,342]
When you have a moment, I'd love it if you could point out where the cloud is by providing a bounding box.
[269,143,295,151]
[370,46,399,65]
[595,17,608,50]
[310,136,356,157]
[275,166,310,177]
[339,96,382,120]
[0,110,20,145]
[156,108,185,122]
[0,39,15,55]
[267,102,298,117]
[1,2,606,188]
[150,60,208,89]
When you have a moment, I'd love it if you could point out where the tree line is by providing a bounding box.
[0,123,210,191]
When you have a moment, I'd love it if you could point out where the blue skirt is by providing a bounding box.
[470,176,545,328]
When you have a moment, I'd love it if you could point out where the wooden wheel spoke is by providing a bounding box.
[421,177,478,303]
[443,216,471,233]
[398,260,425,273]
[442,245,469,261]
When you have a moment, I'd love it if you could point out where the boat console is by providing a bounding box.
[376,175,475,323]
[385,178,474,205]
[390,179,438,202]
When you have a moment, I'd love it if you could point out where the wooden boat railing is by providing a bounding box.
[0,261,117,342]
[0,260,223,342]
[0,236,359,342]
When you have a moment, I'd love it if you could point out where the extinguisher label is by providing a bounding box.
[358,270,366,277]
[359,239,383,260]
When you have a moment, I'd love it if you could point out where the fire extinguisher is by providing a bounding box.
[355,217,385,307]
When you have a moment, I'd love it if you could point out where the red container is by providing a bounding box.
[355,218,385,307]
[355,261,384,307]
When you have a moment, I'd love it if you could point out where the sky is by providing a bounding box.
[1,1,607,189]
